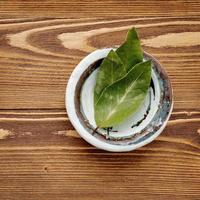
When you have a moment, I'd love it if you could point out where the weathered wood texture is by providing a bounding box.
[0,0,200,18]
[0,1,200,200]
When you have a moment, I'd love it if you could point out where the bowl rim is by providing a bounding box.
[66,48,173,152]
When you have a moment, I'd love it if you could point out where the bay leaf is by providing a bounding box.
[116,27,143,72]
[94,28,143,104]
[94,49,126,103]
[94,60,152,127]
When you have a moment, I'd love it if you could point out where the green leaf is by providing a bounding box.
[94,49,126,103]
[116,27,143,72]
[95,60,152,127]
[94,28,143,105]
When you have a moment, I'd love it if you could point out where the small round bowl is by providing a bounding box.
[66,48,173,152]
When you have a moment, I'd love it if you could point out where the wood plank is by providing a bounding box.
[0,17,199,109]
[0,2,200,199]
[0,0,200,18]
[0,110,199,200]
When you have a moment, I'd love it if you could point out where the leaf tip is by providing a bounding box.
[126,27,139,40]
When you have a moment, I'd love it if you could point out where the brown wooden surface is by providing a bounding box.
[0,1,200,200]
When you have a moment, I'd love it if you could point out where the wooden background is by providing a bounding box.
[0,1,199,200]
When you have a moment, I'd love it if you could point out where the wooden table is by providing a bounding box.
[0,1,199,200]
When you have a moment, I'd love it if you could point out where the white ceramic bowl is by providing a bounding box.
[66,48,173,152]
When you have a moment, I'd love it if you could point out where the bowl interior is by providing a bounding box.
[81,61,160,140]
[74,51,173,146]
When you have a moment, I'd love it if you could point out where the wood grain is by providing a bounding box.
[0,2,200,200]
[0,17,200,110]
[0,0,200,18]
[0,109,200,200]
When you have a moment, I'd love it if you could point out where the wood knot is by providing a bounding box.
[43,166,49,173]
